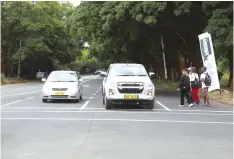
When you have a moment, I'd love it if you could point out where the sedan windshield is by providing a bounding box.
[109,65,148,76]
[47,72,77,82]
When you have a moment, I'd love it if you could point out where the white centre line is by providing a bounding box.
[93,93,96,96]
[1,118,233,125]
[27,96,34,99]
[1,100,22,108]
[80,101,90,110]
[156,101,171,111]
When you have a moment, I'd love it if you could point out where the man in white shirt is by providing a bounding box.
[190,67,200,105]
[200,66,210,107]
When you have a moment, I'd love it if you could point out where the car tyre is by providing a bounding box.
[105,97,113,109]
[80,94,83,100]
[74,99,80,103]
[42,99,47,103]
[145,99,155,109]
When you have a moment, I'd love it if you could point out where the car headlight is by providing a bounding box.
[109,88,114,95]
[144,84,154,95]
[70,87,78,92]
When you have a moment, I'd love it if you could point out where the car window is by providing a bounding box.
[109,65,148,76]
[47,72,77,82]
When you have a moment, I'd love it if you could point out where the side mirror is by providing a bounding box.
[100,72,107,77]
[79,78,83,82]
[149,72,156,79]
[41,78,46,82]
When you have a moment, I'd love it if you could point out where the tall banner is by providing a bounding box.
[198,32,220,92]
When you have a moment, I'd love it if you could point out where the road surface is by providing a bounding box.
[1,75,233,159]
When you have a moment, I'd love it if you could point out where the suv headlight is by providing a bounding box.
[106,84,116,96]
[144,84,154,95]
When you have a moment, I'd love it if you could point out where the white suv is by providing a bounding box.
[101,63,155,109]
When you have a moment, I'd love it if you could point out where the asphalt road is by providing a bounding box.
[1,75,233,159]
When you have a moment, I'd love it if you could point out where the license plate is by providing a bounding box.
[124,95,138,99]
[54,92,64,95]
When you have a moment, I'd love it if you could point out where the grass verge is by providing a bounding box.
[154,76,233,105]
[1,73,26,85]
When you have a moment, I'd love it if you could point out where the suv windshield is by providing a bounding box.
[109,65,148,76]
[47,72,77,82]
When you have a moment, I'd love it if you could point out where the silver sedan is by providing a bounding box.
[41,70,83,103]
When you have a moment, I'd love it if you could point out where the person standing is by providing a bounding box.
[200,66,211,107]
[190,67,200,105]
[177,69,193,107]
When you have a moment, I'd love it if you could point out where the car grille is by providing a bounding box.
[117,83,144,94]
[118,88,143,94]
[51,95,68,98]
[52,88,68,91]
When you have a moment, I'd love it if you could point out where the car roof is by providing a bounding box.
[51,70,77,74]
[110,63,144,67]
[111,63,143,66]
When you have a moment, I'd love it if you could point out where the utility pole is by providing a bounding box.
[161,35,167,80]
[17,40,21,79]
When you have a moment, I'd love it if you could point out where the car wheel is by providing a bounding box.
[42,99,47,103]
[74,99,80,103]
[105,97,113,109]
[145,99,155,109]
[80,94,83,100]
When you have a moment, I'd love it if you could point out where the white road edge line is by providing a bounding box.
[1,118,233,125]
[156,101,171,111]
[80,101,90,110]
[1,100,22,108]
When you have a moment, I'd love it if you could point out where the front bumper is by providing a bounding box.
[42,91,79,100]
[106,94,154,105]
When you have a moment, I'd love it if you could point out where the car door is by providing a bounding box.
[102,66,111,96]
[77,72,82,95]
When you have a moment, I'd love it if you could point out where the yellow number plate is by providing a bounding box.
[124,95,138,99]
[54,92,64,95]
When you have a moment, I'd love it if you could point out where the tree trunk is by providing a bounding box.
[227,50,233,89]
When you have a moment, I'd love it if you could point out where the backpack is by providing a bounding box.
[204,73,211,86]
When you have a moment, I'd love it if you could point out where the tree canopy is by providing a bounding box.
[1,1,233,88]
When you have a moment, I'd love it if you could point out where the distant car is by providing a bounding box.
[101,63,156,109]
[41,70,83,103]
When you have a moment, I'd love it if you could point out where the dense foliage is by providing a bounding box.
[1,1,233,88]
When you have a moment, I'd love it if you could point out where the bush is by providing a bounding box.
[1,73,8,84]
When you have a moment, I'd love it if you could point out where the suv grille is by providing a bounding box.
[117,82,144,94]
[118,88,143,94]
[52,88,68,91]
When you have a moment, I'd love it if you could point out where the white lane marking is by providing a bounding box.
[89,97,94,99]
[96,91,99,93]
[93,93,96,96]
[2,110,232,116]
[1,91,41,97]
[83,85,90,88]
[27,96,34,99]
[1,107,233,113]
[156,101,171,111]
[1,118,233,125]
[80,101,90,110]
[1,100,22,108]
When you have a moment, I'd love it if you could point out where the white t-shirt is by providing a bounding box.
[189,72,199,82]
[200,72,208,88]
